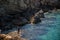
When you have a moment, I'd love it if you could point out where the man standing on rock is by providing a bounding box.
[0,29,1,34]
[17,27,20,34]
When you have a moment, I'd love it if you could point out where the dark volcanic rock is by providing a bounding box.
[33,16,41,24]
[0,0,60,33]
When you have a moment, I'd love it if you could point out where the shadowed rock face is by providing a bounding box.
[33,16,41,24]
[0,0,60,33]
[0,0,60,11]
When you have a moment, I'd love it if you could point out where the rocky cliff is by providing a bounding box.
[0,0,60,33]
[0,0,60,11]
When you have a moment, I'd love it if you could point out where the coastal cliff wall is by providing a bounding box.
[0,0,60,33]
[0,0,60,11]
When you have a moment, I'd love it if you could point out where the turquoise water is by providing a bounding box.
[21,12,60,40]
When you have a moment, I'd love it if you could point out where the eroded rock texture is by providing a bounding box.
[0,0,60,33]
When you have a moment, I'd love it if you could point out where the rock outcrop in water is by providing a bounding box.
[30,9,44,24]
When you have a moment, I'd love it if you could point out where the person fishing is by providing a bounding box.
[17,26,20,34]
[0,29,1,34]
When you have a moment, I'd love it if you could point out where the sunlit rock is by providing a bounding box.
[0,33,26,40]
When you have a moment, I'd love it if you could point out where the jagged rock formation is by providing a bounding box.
[0,34,26,40]
[0,0,60,33]
[0,30,26,40]
[0,0,60,11]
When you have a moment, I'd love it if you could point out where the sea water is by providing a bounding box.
[21,12,60,40]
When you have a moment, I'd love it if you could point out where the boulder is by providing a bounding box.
[33,16,41,24]
[0,34,26,40]
[30,15,41,24]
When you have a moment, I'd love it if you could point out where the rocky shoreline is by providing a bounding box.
[0,0,60,35]
[0,6,59,33]
[0,33,26,40]
[0,0,60,40]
